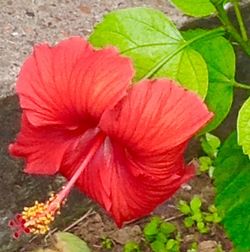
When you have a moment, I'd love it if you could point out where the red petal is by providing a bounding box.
[60,137,194,227]
[60,80,212,226]
[100,79,213,155]
[16,37,134,128]
[9,113,100,175]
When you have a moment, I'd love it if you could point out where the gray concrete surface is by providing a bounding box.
[0,0,188,99]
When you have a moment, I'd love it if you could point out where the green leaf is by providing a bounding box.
[184,217,194,228]
[144,216,161,241]
[183,29,235,132]
[237,97,250,157]
[191,212,203,222]
[199,156,212,172]
[178,200,191,215]
[201,133,221,157]
[156,232,168,243]
[150,240,166,252]
[160,222,176,235]
[204,213,214,222]
[166,239,178,250]
[170,0,215,17]
[214,132,250,250]
[90,8,208,98]
[197,222,208,234]
[55,232,91,252]
[190,196,202,212]
[124,241,141,252]
[208,204,217,213]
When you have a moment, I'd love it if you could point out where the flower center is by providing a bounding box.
[9,134,104,239]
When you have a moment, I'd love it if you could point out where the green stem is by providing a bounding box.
[210,0,250,56]
[234,81,250,90]
[231,0,248,41]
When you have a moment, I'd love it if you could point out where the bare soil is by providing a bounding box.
[21,173,233,252]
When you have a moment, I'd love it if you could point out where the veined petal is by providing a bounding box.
[100,79,213,155]
[60,79,212,226]
[9,113,100,175]
[16,37,134,128]
[60,137,193,226]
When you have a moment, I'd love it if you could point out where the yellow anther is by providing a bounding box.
[19,195,63,235]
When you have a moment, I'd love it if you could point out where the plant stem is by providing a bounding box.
[231,0,248,41]
[210,0,250,56]
[234,81,250,90]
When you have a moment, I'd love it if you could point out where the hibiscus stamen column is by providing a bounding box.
[8,135,104,239]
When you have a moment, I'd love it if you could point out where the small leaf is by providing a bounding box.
[183,29,235,132]
[170,0,215,17]
[160,222,176,235]
[184,217,194,228]
[201,133,221,157]
[90,8,208,98]
[55,232,91,252]
[178,200,191,215]
[156,232,168,243]
[204,213,214,222]
[214,132,250,250]
[166,239,177,249]
[190,196,202,212]
[208,204,217,213]
[199,156,212,172]
[150,240,165,252]
[124,241,141,252]
[192,212,203,222]
[206,133,221,150]
[197,222,208,234]
[144,217,161,241]
[237,97,250,157]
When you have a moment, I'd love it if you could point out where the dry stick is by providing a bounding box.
[164,214,184,222]
[63,208,94,232]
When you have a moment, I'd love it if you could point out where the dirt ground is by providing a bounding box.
[20,173,233,252]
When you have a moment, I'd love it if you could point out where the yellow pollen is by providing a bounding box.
[21,193,65,235]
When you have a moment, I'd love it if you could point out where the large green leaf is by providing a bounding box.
[89,8,208,98]
[183,29,234,132]
[214,132,250,250]
[237,97,250,157]
[170,0,215,17]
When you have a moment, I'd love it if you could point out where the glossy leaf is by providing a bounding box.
[170,0,215,17]
[214,132,250,250]
[90,8,208,98]
[183,29,235,132]
[237,97,250,157]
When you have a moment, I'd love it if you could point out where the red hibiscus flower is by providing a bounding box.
[8,37,213,238]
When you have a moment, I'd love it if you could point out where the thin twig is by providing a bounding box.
[164,214,184,222]
[28,234,38,244]
[63,208,94,232]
